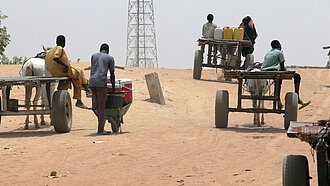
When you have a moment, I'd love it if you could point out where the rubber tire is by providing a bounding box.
[193,50,203,80]
[52,90,72,133]
[215,90,229,128]
[282,155,310,186]
[284,92,298,130]
[317,151,330,186]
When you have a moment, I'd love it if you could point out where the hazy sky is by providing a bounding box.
[1,0,330,68]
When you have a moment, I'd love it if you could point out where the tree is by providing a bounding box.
[0,54,10,64]
[0,11,10,56]
[326,51,330,69]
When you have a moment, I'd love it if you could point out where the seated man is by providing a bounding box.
[202,14,217,38]
[45,35,91,109]
[261,40,310,108]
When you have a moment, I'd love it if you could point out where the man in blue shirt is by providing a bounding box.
[261,40,310,108]
[89,43,115,135]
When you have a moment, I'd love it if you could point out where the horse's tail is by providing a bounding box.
[19,57,33,76]
[21,60,34,76]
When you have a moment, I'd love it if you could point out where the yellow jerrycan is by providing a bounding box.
[234,27,244,40]
[223,27,233,40]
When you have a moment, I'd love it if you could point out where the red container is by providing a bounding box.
[106,83,122,92]
[107,74,111,83]
[118,79,133,104]
[107,75,133,104]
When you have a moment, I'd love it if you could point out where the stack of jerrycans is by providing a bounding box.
[222,27,244,40]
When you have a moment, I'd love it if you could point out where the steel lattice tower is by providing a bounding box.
[126,0,158,68]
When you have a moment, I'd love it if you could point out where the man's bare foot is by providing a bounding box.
[82,84,92,98]
[75,100,88,109]
[299,101,311,110]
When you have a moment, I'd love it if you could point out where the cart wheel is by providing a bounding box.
[215,90,229,128]
[110,117,120,133]
[52,90,72,133]
[284,92,298,130]
[317,151,330,186]
[282,155,310,186]
[193,50,203,80]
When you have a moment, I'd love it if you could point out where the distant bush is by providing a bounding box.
[286,65,326,69]
[0,54,27,64]
[326,59,330,69]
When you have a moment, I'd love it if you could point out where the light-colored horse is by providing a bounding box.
[244,69,269,126]
[21,46,56,129]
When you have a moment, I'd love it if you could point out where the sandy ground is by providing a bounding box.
[0,63,329,185]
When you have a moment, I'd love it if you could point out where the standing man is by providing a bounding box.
[45,35,91,109]
[202,14,217,38]
[89,43,115,135]
[239,16,258,57]
[261,40,311,108]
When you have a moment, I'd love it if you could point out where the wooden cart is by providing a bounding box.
[0,76,72,133]
[215,70,298,130]
[282,46,330,185]
[193,38,253,79]
[284,120,330,185]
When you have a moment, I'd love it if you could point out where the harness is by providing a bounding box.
[243,66,271,94]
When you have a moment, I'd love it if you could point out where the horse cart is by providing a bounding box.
[283,120,330,186]
[215,70,298,130]
[0,76,72,133]
[193,38,253,79]
[281,46,330,186]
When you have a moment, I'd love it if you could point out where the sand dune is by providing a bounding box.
[0,63,329,185]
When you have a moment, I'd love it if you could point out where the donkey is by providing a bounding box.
[21,46,56,129]
[244,69,269,126]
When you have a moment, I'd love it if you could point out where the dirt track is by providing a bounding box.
[0,63,329,185]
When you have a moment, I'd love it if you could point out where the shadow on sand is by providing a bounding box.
[0,130,57,138]
[196,78,238,84]
[85,131,130,137]
[0,124,90,138]
[216,124,286,134]
[143,98,159,103]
